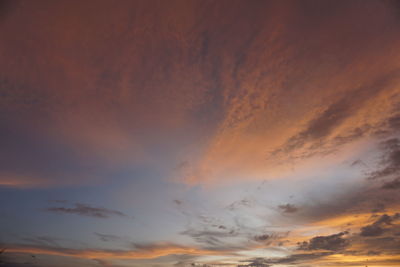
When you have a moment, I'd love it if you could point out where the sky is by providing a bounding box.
[0,0,400,266]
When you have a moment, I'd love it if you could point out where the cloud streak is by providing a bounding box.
[4,242,235,261]
[46,203,127,219]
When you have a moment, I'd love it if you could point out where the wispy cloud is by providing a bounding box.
[4,242,234,261]
[46,203,127,219]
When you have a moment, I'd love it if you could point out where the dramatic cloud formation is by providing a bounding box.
[1,1,400,267]
[360,214,400,237]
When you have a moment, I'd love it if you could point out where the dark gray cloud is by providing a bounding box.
[360,224,385,237]
[278,204,298,213]
[253,234,270,243]
[94,233,122,242]
[381,177,400,190]
[362,236,400,253]
[375,213,399,225]
[369,138,400,180]
[180,228,237,249]
[298,231,349,251]
[46,203,127,219]
[332,125,371,146]
[360,213,400,237]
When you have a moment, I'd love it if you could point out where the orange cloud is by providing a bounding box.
[5,243,234,261]
[171,0,400,184]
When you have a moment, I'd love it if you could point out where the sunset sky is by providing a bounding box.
[1,1,400,266]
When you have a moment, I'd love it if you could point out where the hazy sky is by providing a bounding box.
[1,1,400,266]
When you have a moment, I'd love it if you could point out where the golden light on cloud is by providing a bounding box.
[0,1,400,267]
[6,243,234,260]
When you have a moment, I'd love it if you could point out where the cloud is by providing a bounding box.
[226,198,255,211]
[4,242,233,261]
[298,231,349,251]
[288,156,400,226]
[180,228,238,250]
[0,0,399,189]
[20,236,60,247]
[173,199,183,205]
[360,213,400,237]
[369,138,400,180]
[159,0,400,184]
[382,177,400,190]
[271,71,400,161]
[240,252,334,267]
[1,2,400,267]
[360,224,385,237]
[46,203,127,219]
[94,233,122,242]
[238,257,271,267]
[253,234,270,243]
[278,204,298,213]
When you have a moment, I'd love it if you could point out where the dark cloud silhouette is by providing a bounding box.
[253,234,270,242]
[298,231,349,251]
[278,204,298,213]
[360,213,400,237]
[46,203,127,219]
[375,213,399,225]
[360,224,385,237]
